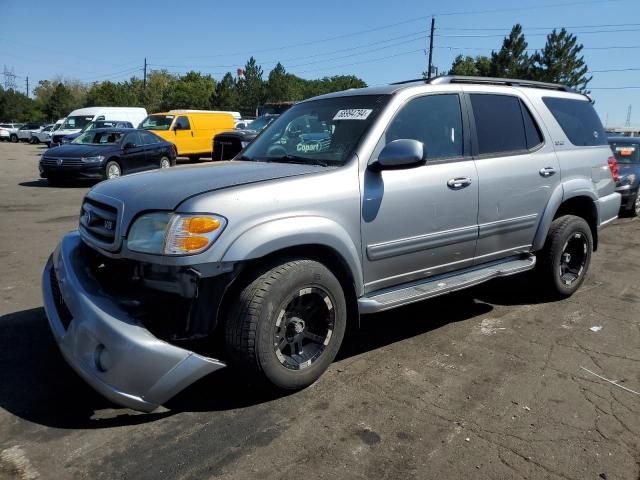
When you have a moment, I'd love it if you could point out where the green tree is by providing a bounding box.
[490,24,531,78]
[0,86,42,121]
[449,55,491,76]
[84,80,138,107]
[266,62,294,103]
[238,57,265,116]
[142,70,176,113]
[212,72,240,111]
[45,83,75,120]
[160,71,216,110]
[531,28,591,92]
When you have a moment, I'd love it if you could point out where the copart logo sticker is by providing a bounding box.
[297,142,321,153]
[333,109,373,120]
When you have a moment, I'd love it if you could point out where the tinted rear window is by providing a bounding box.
[542,97,606,147]
[470,94,532,155]
[609,141,640,164]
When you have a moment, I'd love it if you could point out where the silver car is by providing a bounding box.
[42,76,621,411]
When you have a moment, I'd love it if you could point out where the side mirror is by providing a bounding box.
[371,139,425,170]
[173,123,182,131]
[123,142,135,150]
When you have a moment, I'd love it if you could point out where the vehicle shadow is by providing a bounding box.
[19,180,98,188]
[0,276,551,428]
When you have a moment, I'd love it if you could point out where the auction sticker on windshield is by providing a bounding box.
[333,109,373,120]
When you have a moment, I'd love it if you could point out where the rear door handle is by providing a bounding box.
[447,177,472,189]
[539,167,556,177]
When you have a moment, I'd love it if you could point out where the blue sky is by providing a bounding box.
[1,0,638,126]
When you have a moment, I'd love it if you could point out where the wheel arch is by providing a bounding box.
[533,183,599,252]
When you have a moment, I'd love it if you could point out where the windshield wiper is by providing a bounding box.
[263,155,328,167]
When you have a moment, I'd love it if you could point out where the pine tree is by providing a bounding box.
[490,24,531,78]
[238,57,265,116]
[531,28,591,92]
[212,73,240,111]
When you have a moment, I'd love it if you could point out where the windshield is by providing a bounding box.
[72,131,124,145]
[81,120,121,132]
[61,115,94,130]
[246,116,276,131]
[241,95,389,166]
[610,142,640,164]
[140,114,174,130]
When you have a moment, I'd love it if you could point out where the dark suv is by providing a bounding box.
[609,136,640,216]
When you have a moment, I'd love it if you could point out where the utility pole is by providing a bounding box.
[143,57,147,89]
[427,17,435,80]
[625,105,632,127]
[25,76,29,97]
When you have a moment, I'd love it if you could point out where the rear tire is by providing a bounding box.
[10,134,18,143]
[537,215,593,298]
[160,156,171,169]
[225,258,347,390]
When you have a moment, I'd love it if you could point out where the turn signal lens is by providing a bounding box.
[184,216,221,234]
[177,235,209,251]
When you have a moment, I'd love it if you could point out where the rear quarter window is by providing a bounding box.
[542,97,607,147]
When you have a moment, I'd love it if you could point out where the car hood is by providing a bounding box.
[217,129,259,140]
[87,160,327,229]
[44,144,114,157]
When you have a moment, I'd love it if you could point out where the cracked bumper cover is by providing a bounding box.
[42,232,226,412]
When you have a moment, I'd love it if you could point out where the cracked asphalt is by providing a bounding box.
[1,143,639,480]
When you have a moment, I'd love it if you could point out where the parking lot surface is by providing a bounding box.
[1,143,639,480]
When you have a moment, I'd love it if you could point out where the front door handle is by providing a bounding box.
[539,167,556,177]
[447,177,472,189]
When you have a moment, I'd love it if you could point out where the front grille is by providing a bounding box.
[79,197,119,249]
[49,267,72,329]
[213,136,242,160]
[41,156,84,167]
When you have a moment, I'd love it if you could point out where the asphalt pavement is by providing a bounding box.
[1,142,639,480]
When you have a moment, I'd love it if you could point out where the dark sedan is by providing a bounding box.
[39,128,177,185]
[609,136,640,216]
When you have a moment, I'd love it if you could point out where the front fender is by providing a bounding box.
[221,216,364,295]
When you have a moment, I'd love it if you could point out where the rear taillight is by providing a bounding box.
[607,156,620,182]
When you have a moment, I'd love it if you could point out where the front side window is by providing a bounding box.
[542,97,607,147]
[140,115,174,130]
[241,95,390,166]
[140,131,161,144]
[123,131,142,147]
[175,116,191,130]
[62,116,93,130]
[384,94,463,160]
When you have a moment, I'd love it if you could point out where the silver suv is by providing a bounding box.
[42,76,621,411]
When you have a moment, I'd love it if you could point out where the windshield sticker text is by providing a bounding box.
[333,109,373,121]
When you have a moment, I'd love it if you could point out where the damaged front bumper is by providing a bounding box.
[42,232,226,412]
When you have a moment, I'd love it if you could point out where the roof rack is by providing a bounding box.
[390,75,578,93]
[429,75,577,93]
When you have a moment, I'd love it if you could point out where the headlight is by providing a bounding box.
[81,155,105,163]
[240,141,249,148]
[127,212,226,255]
[618,173,636,186]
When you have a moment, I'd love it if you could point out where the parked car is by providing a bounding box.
[39,128,176,185]
[30,124,55,145]
[51,107,148,146]
[0,123,24,142]
[212,114,279,160]
[17,122,45,142]
[139,111,234,161]
[42,76,620,411]
[609,136,640,216]
[61,120,134,144]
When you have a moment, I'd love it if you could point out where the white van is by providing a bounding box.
[52,107,147,144]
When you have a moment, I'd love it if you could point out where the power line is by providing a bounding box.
[437,22,640,31]
[435,27,640,38]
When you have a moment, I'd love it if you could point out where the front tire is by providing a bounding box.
[225,259,347,390]
[105,160,121,179]
[537,215,593,298]
[10,134,18,143]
